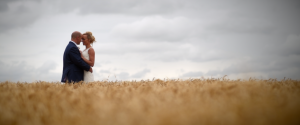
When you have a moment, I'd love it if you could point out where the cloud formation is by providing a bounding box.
[0,61,60,82]
[0,0,299,82]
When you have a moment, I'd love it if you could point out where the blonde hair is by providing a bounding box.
[83,31,96,44]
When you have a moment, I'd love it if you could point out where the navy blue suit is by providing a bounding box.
[61,42,90,83]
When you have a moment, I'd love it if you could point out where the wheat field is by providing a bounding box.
[0,78,300,125]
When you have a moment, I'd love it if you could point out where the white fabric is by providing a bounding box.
[82,47,94,83]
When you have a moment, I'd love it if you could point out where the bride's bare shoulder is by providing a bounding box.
[88,47,95,54]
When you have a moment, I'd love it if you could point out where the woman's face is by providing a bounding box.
[82,35,89,45]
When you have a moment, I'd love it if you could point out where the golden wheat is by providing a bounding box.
[0,78,300,125]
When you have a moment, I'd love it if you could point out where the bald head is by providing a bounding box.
[71,31,82,39]
[71,31,82,45]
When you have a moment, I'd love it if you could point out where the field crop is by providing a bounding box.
[0,78,300,125]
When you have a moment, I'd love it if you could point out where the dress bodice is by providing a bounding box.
[82,47,94,83]
[82,47,92,60]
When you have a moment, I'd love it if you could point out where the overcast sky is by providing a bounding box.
[0,0,299,82]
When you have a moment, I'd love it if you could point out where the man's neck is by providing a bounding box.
[71,40,78,45]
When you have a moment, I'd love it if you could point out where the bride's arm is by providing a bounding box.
[80,48,95,67]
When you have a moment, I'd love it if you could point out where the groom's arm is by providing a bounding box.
[69,47,91,71]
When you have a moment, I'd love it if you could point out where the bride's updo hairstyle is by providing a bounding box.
[83,31,96,44]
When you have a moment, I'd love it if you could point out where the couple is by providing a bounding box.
[61,31,96,83]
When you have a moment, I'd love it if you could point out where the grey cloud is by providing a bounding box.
[38,61,58,74]
[0,0,12,12]
[96,32,299,64]
[206,20,276,35]
[180,37,300,79]
[110,16,194,42]
[116,72,130,80]
[0,61,34,81]
[191,55,300,79]
[96,41,186,56]
[131,69,150,78]
[114,69,151,80]
[102,0,299,64]
[1,0,195,33]
[250,34,300,57]
[1,0,300,81]
[1,0,299,34]
[149,50,186,62]
[182,71,203,78]
[0,0,44,33]
[0,61,60,82]
[61,0,300,21]
[99,70,111,74]
[281,34,300,56]
[95,42,191,62]
[54,0,190,15]
[108,0,300,43]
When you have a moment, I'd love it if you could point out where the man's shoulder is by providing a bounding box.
[66,42,77,49]
[67,41,75,46]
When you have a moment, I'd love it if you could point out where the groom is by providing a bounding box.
[61,31,92,83]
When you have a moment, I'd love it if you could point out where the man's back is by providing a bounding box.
[61,42,90,83]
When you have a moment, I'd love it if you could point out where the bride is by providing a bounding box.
[80,31,96,83]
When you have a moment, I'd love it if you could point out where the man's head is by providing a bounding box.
[71,31,82,45]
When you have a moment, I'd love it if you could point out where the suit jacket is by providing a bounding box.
[61,41,90,83]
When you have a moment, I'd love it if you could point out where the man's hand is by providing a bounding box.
[89,67,93,73]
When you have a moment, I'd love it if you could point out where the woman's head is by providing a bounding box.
[82,31,96,45]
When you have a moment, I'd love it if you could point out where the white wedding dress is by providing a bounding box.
[82,47,94,83]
